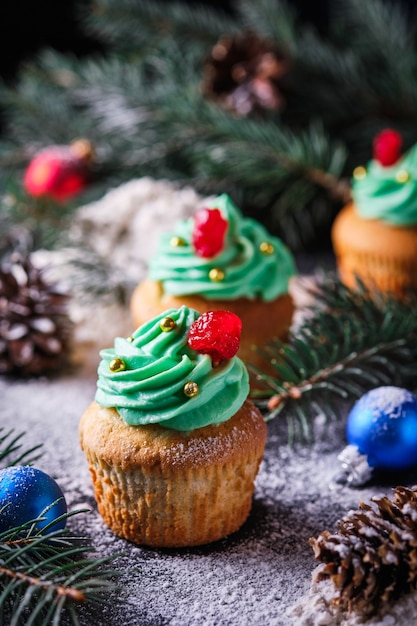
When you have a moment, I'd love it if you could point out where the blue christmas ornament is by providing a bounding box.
[338,386,417,486]
[0,466,67,534]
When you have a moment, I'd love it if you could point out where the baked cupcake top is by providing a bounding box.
[148,193,296,301]
[352,129,417,226]
[95,306,249,431]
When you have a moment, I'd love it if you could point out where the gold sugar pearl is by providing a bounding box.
[353,166,367,180]
[127,336,134,342]
[184,381,199,398]
[396,169,410,183]
[209,268,225,282]
[160,316,176,332]
[170,236,186,247]
[259,241,275,255]
[109,358,126,373]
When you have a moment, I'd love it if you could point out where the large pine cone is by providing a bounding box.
[202,32,290,116]
[310,486,417,618]
[0,255,71,375]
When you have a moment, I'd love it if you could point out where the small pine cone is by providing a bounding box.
[202,32,290,116]
[0,255,71,375]
[309,486,417,618]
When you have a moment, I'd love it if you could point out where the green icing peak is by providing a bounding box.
[352,144,417,226]
[148,194,296,301]
[95,306,249,431]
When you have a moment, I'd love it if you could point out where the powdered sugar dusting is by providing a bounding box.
[2,374,417,625]
[291,574,417,626]
[355,386,416,420]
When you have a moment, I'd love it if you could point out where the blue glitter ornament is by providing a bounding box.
[337,386,417,486]
[0,466,67,533]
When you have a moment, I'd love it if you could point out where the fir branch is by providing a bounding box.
[0,510,121,626]
[0,428,42,467]
[0,183,77,255]
[2,0,417,249]
[237,0,298,49]
[53,40,351,233]
[334,0,417,112]
[292,0,417,135]
[55,247,136,305]
[87,0,237,52]
[252,276,417,442]
[0,431,126,625]
[0,57,86,148]
[335,0,415,68]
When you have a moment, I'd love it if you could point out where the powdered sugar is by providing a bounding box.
[291,574,417,626]
[3,371,417,625]
[354,386,416,421]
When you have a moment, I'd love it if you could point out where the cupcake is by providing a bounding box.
[79,305,267,548]
[130,194,296,369]
[332,129,417,297]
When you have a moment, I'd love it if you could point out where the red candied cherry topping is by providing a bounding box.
[187,310,242,365]
[373,129,402,166]
[192,207,228,258]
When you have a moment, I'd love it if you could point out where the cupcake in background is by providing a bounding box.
[332,129,417,298]
[130,193,297,369]
[79,305,267,548]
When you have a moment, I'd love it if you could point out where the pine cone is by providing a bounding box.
[0,255,71,375]
[202,32,290,116]
[310,486,417,618]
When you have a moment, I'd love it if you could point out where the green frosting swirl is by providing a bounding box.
[148,194,296,301]
[352,144,417,225]
[95,306,249,431]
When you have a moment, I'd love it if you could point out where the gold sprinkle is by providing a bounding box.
[160,317,176,332]
[127,336,134,342]
[109,358,126,373]
[353,166,367,180]
[184,381,199,398]
[170,236,186,247]
[396,169,410,183]
[209,268,225,282]
[259,241,275,255]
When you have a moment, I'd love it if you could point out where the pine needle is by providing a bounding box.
[0,428,43,467]
[252,275,417,441]
[0,432,128,625]
[2,0,417,251]
[0,510,121,626]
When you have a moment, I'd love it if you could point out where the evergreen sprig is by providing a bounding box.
[0,428,43,467]
[0,186,75,259]
[1,0,417,251]
[0,510,119,626]
[0,432,125,625]
[252,276,417,442]
[85,0,238,52]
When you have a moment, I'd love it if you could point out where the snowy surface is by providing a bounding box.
[3,178,417,625]
[2,374,417,626]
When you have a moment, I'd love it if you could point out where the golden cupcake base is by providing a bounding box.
[79,400,267,548]
[331,203,417,298]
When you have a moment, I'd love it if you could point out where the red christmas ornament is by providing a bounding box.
[192,207,228,258]
[373,129,402,166]
[24,139,93,201]
[188,310,242,365]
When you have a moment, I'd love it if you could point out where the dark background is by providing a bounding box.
[0,0,330,80]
